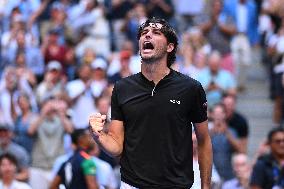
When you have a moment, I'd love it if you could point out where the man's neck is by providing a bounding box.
[141,62,170,84]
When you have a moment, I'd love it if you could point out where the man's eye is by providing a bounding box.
[141,31,148,35]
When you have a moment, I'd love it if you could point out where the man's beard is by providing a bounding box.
[139,50,166,64]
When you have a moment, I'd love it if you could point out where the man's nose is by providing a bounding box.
[145,32,152,39]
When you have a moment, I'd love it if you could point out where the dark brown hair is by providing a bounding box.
[137,18,178,67]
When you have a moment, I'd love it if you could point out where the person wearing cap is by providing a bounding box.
[66,64,97,129]
[89,18,212,189]
[90,58,108,98]
[108,50,133,84]
[0,124,30,182]
[36,60,67,105]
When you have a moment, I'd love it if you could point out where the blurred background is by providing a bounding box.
[0,0,284,188]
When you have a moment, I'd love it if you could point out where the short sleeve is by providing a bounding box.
[111,84,124,121]
[190,82,208,123]
[57,162,65,178]
[81,159,97,176]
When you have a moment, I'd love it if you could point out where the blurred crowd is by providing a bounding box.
[1,0,284,188]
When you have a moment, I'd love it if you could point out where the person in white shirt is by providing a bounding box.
[0,153,32,189]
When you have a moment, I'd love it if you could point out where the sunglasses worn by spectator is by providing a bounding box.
[272,139,284,144]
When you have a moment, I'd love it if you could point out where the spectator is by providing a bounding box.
[0,124,30,181]
[222,94,249,153]
[0,153,32,189]
[1,10,38,55]
[49,128,99,189]
[267,20,284,125]
[222,153,252,189]
[41,29,67,65]
[250,127,284,189]
[36,60,67,105]
[88,142,118,189]
[0,67,37,126]
[209,103,243,181]
[182,27,211,55]
[106,0,134,51]
[79,48,98,65]
[174,0,205,32]
[90,58,108,98]
[66,64,96,129]
[70,0,111,58]
[107,40,141,77]
[5,29,44,77]
[14,52,38,88]
[96,95,111,122]
[197,51,237,108]
[199,0,236,74]
[29,99,73,189]
[64,42,78,81]
[191,132,221,189]
[4,0,41,25]
[108,50,133,83]
[40,2,72,46]
[143,0,174,22]
[123,2,148,52]
[176,43,200,79]
[224,0,259,92]
[13,93,38,155]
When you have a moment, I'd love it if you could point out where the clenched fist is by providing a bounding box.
[89,113,107,138]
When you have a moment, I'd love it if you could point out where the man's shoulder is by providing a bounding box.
[255,154,274,167]
[232,112,248,123]
[113,73,141,88]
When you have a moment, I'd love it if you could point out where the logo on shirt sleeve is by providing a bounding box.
[203,102,207,109]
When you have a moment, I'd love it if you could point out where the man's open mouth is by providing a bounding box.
[143,41,154,50]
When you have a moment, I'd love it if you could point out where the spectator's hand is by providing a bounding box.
[41,101,53,116]
[207,82,220,91]
[89,113,106,138]
[256,140,269,157]
[54,100,68,117]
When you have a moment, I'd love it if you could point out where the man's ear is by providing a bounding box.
[167,43,174,53]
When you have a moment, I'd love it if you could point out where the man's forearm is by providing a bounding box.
[198,136,213,189]
[92,131,123,157]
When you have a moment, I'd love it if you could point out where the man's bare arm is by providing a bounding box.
[89,113,124,157]
[85,175,99,189]
[49,175,61,189]
[194,120,212,189]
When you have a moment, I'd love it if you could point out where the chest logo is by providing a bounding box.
[170,99,180,104]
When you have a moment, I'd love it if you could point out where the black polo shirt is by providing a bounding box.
[111,69,207,189]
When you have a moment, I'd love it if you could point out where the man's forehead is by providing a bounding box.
[148,22,163,29]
